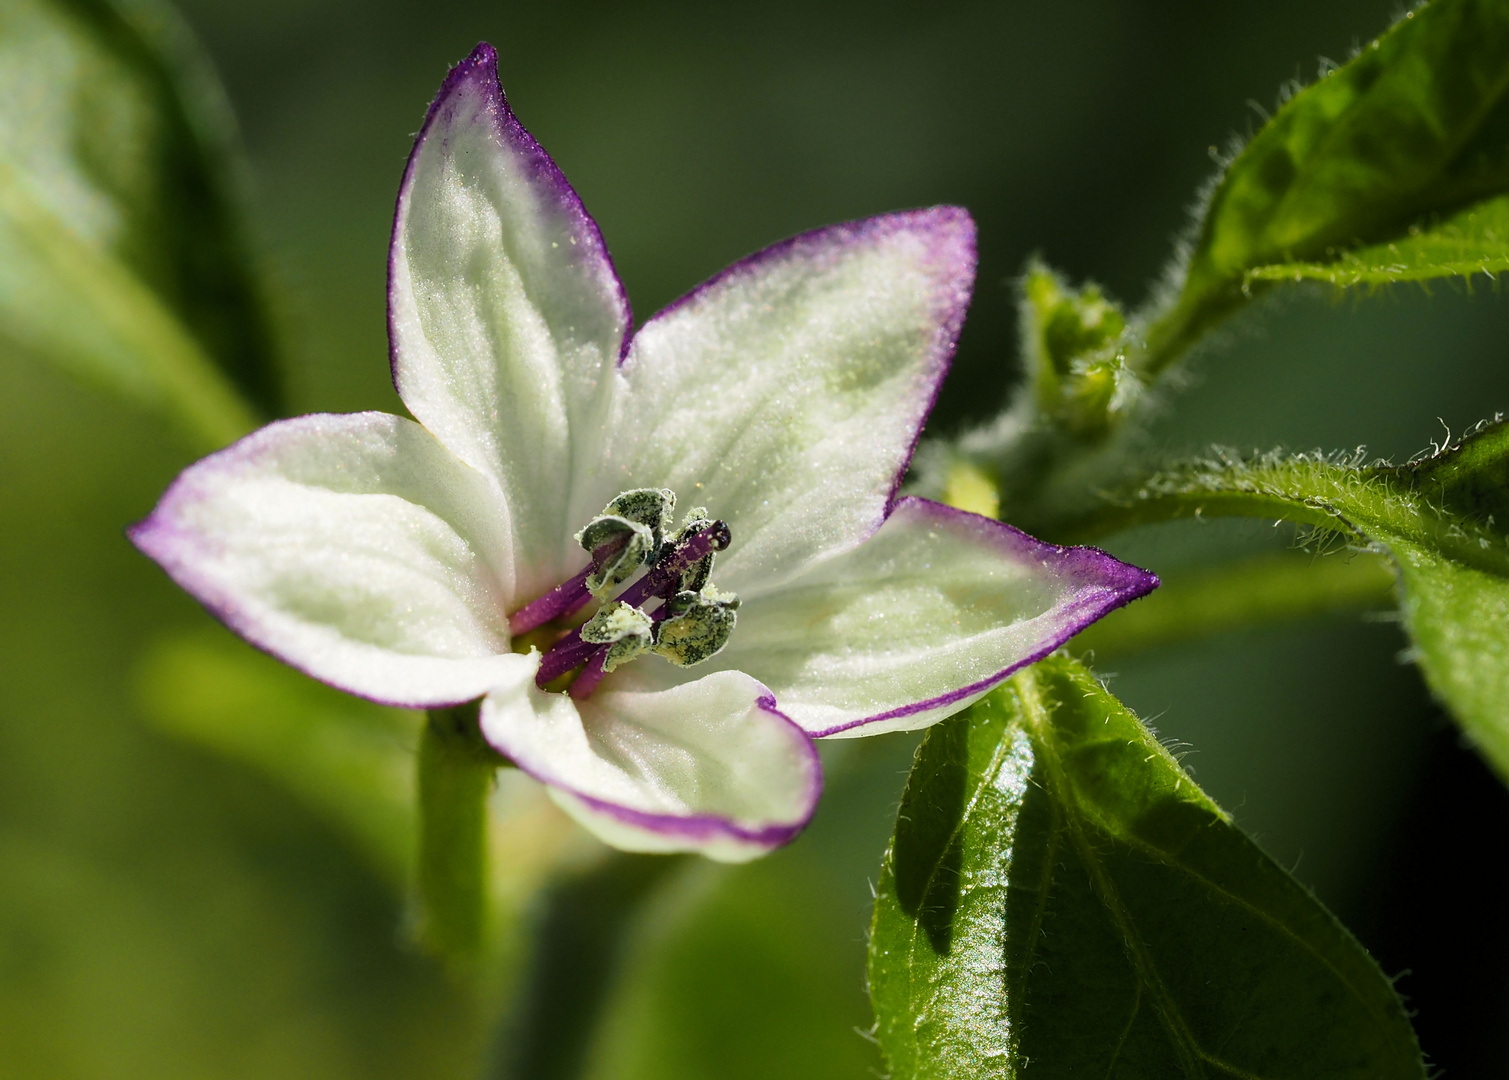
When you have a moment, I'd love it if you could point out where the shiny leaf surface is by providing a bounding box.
[869,656,1423,1080]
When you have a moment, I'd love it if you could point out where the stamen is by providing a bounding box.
[536,630,600,686]
[580,601,654,672]
[509,562,594,635]
[568,649,609,700]
[652,588,740,666]
[573,488,676,598]
[532,494,738,698]
[616,521,732,610]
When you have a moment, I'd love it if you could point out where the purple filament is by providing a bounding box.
[509,563,593,635]
[615,522,730,610]
[535,630,598,686]
[568,650,609,700]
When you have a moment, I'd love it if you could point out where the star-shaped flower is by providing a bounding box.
[131,44,1155,861]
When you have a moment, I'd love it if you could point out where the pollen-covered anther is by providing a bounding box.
[580,600,654,672]
[657,509,730,596]
[653,586,741,667]
[575,488,676,597]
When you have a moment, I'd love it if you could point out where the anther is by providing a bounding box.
[579,600,654,673]
[652,587,740,667]
[574,488,676,597]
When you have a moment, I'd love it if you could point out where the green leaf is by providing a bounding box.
[0,0,280,448]
[1389,420,1509,777]
[1147,0,1509,372]
[1060,422,1509,780]
[868,655,1423,1080]
[1245,193,1509,288]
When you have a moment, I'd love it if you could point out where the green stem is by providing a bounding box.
[1050,487,1344,546]
[1070,551,1397,660]
[417,702,503,965]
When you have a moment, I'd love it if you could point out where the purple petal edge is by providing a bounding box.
[490,694,824,851]
[806,497,1159,739]
[387,41,634,389]
[626,207,977,511]
[126,414,515,713]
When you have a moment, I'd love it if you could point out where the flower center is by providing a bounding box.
[510,489,740,700]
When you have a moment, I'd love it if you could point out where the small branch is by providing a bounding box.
[1071,551,1397,660]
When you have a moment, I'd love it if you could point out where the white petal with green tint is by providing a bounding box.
[702,497,1157,738]
[130,412,527,708]
[571,209,976,594]
[389,44,630,601]
[479,669,822,862]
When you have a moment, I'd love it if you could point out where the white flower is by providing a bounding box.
[131,44,1155,862]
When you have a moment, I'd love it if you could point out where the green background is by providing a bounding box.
[3,1,1506,1076]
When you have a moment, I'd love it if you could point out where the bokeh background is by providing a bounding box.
[4,0,1509,1076]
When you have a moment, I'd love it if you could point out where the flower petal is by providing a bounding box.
[572,208,976,595]
[389,42,630,599]
[130,412,530,708]
[478,670,822,862]
[706,497,1158,738]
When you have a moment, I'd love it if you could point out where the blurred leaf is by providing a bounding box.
[579,861,882,1080]
[1147,0,1509,370]
[0,0,280,448]
[868,656,1423,1080]
[570,740,919,1080]
[1062,421,1509,780]
[137,632,420,886]
[491,853,684,1080]
[136,631,604,987]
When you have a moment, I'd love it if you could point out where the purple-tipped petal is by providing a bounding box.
[129,412,532,708]
[567,208,977,597]
[700,497,1157,738]
[389,43,629,602]
[478,670,823,862]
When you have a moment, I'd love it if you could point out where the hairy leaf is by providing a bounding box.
[0,0,278,447]
[1147,0,1509,369]
[1246,193,1509,288]
[1063,421,1509,779]
[868,655,1423,1080]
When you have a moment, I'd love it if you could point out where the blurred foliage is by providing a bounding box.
[138,632,418,887]
[5,0,1509,1077]
[0,0,279,447]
